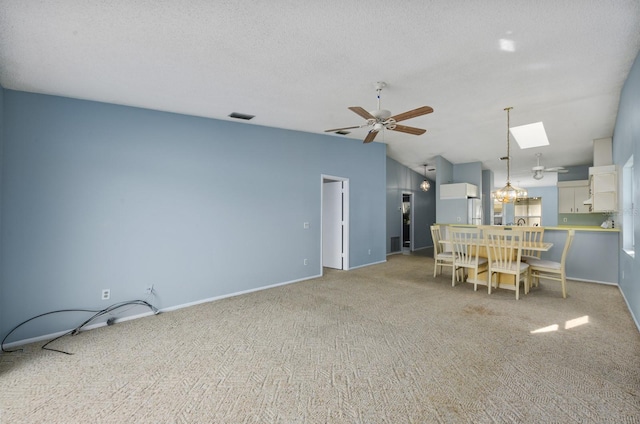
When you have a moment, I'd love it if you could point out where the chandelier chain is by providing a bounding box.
[493,106,526,203]
[505,106,512,183]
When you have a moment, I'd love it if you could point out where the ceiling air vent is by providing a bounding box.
[335,130,350,135]
[229,112,255,120]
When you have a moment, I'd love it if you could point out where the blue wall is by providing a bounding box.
[527,186,558,227]
[613,50,640,328]
[453,162,483,190]
[386,157,436,253]
[557,165,591,181]
[0,90,387,342]
[0,83,4,338]
[435,157,484,224]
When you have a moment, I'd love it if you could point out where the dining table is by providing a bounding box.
[438,237,553,289]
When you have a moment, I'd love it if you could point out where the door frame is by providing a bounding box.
[321,175,350,272]
[401,191,414,252]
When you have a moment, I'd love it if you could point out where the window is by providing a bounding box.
[623,156,634,257]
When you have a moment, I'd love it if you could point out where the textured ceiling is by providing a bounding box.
[1,1,639,187]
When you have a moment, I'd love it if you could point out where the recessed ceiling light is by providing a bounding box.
[510,122,549,149]
[499,38,515,52]
[229,112,255,120]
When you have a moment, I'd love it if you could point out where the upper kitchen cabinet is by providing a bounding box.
[439,183,479,199]
[558,180,590,214]
[589,165,618,212]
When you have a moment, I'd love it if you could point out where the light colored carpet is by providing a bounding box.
[1,253,639,423]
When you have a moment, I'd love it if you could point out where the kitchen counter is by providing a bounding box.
[545,225,619,232]
[435,223,619,232]
[544,229,618,284]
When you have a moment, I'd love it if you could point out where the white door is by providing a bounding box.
[323,181,343,269]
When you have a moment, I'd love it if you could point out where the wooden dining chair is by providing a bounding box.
[485,229,529,300]
[449,227,488,290]
[520,227,545,262]
[430,225,455,277]
[527,229,575,298]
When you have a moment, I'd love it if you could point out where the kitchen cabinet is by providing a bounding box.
[439,183,478,199]
[558,180,590,214]
[589,166,617,212]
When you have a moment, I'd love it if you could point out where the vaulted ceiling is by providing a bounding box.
[1,1,638,187]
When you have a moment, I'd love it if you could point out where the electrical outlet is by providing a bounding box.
[145,284,154,295]
[368,249,371,255]
[101,289,110,300]
[304,258,308,265]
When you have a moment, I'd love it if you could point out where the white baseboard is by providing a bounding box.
[617,285,640,333]
[3,274,323,350]
[569,276,618,286]
[348,259,386,270]
[2,309,158,350]
[161,274,322,313]
[3,329,74,350]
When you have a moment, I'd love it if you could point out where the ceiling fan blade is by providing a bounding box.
[390,124,426,135]
[363,130,378,143]
[389,106,434,123]
[348,106,375,120]
[545,167,567,172]
[324,125,364,133]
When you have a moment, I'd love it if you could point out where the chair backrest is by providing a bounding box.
[560,229,575,266]
[449,227,482,266]
[521,227,545,258]
[485,229,524,271]
[430,225,443,257]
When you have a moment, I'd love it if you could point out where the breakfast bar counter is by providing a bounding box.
[436,224,619,285]
[543,226,619,285]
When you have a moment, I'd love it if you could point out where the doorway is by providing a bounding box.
[402,193,413,253]
[321,175,349,270]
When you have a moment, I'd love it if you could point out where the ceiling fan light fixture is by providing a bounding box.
[493,107,527,203]
[324,82,433,143]
[532,153,567,177]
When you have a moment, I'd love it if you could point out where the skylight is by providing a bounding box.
[510,122,549,149]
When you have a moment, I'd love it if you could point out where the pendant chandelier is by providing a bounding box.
[493,107,527,203]
[420,164,431,192]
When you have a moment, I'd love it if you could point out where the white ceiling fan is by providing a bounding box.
[325,81,433,143]
[532,153,568,180]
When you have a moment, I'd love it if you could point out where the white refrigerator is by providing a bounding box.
[468,198,483,225]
